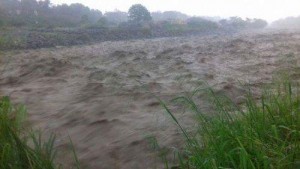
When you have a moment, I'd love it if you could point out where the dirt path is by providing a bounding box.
[1,31,300,169]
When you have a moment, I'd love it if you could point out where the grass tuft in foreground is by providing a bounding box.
[0,96,67,169]
[158,82,300,169]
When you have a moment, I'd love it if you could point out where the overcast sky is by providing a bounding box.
[51,0,300,22]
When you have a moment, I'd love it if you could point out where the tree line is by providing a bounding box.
[0,0,102,27]
[270,16,300,29]
[0,0,268,31]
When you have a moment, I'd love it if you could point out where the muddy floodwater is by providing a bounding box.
[1,31,300,169]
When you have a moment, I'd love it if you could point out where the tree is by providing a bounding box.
[20,0,38,16]
[80,14,89,25]
[271,16,300,29]
[228,17,247,29]
[0,0,103,27]
[249,19,268,29]
[97,17,107,27]
[187,17,218,31]
[104,10,128,25]
[38,0,50,10]
[128,4,152,24]
[152,11,188,22]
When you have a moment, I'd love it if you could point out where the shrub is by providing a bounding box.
[187,17,219,31]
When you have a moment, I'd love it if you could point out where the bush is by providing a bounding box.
[157,82,300,169]
[187,17,219,31]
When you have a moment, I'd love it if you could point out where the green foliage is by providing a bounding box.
[128,4,152,24]
[0,0,102,28]
[0,96,79,169]
[0,0,269,31]
[0,34,25,50]
[0,1,268,50]
[158,82,300,169]
[0,96,55,168]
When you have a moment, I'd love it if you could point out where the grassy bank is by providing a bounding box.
[158,82,300,169]
[0,26,224,50]
[0,96,78,169]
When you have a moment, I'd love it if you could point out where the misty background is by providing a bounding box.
[0,0,300,50]
[50,0,300,22]
[1,0,300,29]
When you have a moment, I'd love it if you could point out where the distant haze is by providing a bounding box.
[51,0,300,22]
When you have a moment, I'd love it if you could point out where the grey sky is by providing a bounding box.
[50,0,300,22]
